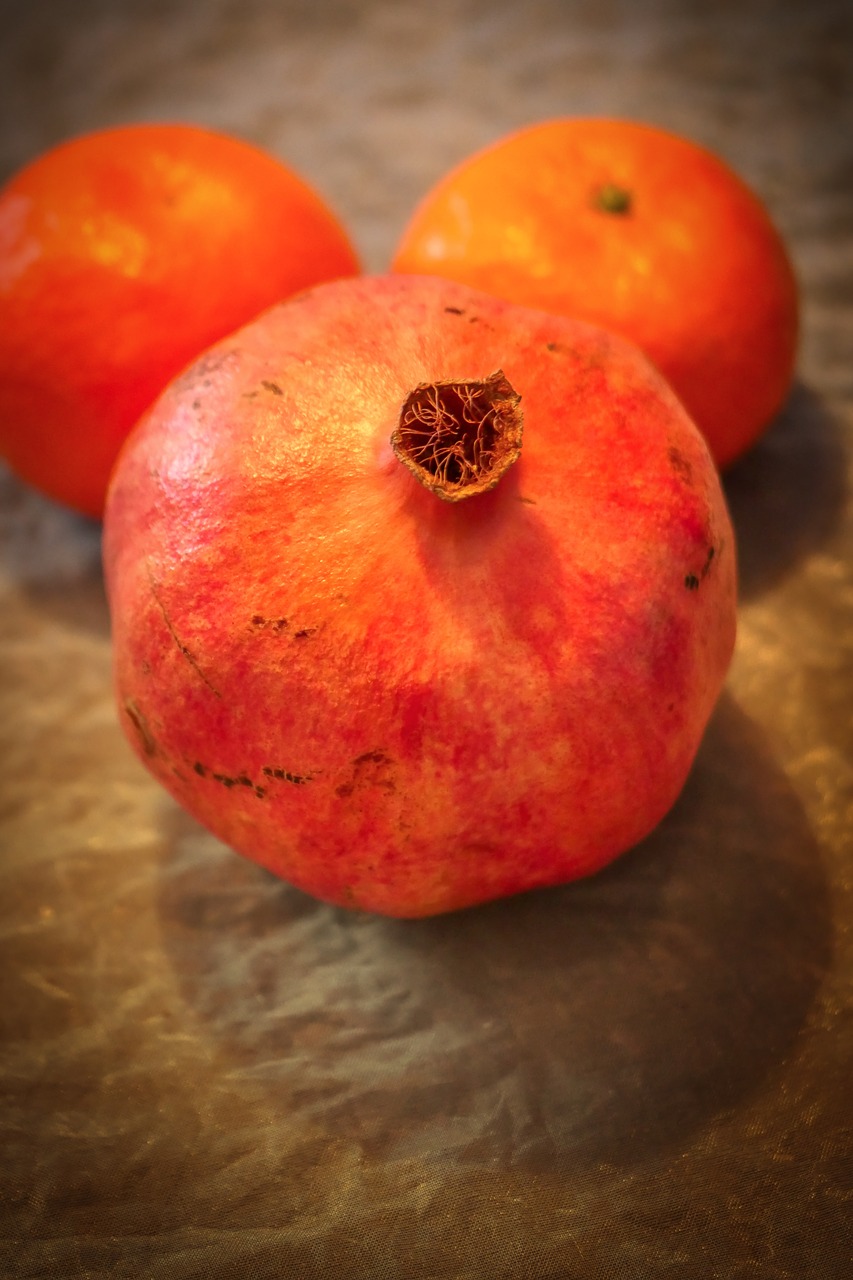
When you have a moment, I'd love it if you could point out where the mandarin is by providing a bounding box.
[391,117,799,467]
[0,123,359,518]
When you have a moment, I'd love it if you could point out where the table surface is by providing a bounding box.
[1,2,851,1278]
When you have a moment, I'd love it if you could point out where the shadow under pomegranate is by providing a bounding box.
[154,693,831,1178]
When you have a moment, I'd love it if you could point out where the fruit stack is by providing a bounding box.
[0,118,799,917]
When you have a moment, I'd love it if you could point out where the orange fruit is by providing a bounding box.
[391,117,799,468]
[0,123,360,518]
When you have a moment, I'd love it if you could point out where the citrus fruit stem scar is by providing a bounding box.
[391,369,523,502]
[594,183,633,215]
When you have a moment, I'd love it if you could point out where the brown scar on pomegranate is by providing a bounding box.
[193,761,265,798]
[194,761,250,787]
[668,446,694,480]
[249,614,318,638]
[176,347,238,392]
[336,749,396,799]
[250,614,289,633]
[192,759,316,795]
[123,698,157,756]
[147,565,221,698]
[262,765,316,784]
[685,545,718,591]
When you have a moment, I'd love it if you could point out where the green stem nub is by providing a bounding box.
[392,370,523,502]
[595,183,633,215]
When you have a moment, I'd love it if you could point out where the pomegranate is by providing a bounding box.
[103,274,737,918]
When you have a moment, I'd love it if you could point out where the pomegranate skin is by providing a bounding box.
[103,273,737,918]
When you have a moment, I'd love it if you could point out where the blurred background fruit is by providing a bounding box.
[0,122,360,518]
[392,117,799,468]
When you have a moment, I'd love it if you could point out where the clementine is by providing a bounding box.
[0,123,360,518]
[391,117,799,467]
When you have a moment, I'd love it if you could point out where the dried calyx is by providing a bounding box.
[391,370,523,502]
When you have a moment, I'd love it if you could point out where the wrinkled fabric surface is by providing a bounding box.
[1,2,852,1277]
